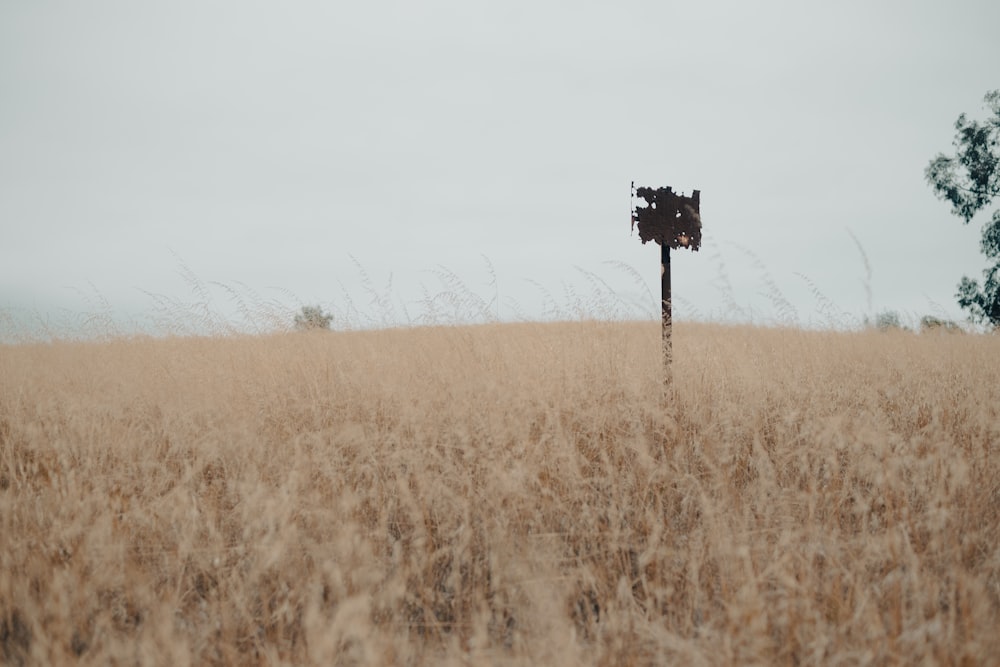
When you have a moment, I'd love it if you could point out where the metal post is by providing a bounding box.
[661,243,672,386]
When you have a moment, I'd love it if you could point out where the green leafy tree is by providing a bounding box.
[925,90,1000,328]
[294,305,333,331]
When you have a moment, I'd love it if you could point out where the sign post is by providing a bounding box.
[631,184,702,386]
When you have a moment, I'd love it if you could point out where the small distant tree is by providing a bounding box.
[925,90,1000,328]
[294,305,333,331]
[920,315,963,334]
[874,309,907,332]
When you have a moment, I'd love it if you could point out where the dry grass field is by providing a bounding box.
[2,321,999,665]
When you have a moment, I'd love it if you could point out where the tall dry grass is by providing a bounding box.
[1,322,999,665]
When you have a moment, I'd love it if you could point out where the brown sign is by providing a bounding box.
[631,183,702,387]
[632,186,702,251]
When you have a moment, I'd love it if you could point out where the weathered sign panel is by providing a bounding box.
[632,186,702,250]
[631,184,702,386]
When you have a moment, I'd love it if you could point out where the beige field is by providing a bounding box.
[1,321,999,665]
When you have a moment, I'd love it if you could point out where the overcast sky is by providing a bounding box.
[2,0,999,336]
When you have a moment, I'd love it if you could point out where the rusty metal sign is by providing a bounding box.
[631,183,702,387]
[631,186,702,250]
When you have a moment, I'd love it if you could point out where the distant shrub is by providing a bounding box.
[920,315,964,334]
[293,305,333,331]
[873,310,908,332]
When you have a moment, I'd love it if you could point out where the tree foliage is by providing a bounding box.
[294,305,333,331]
[925,90,1000,327]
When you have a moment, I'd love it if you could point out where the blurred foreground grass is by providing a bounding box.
[1,321,999,665]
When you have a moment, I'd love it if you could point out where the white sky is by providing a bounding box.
[2,0,999,335]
